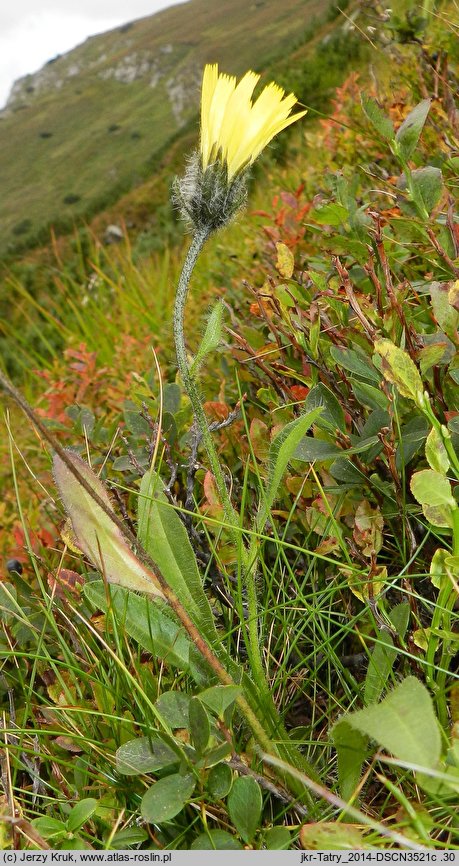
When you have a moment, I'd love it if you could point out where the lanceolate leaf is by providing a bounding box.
[53,450,165,598]
[138,469,217,641]
[84,582,192,672]
[263,407,322,517]
[302,382,346,432]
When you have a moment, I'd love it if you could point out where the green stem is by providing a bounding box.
[173,228,242,540]
[173,230,268,690]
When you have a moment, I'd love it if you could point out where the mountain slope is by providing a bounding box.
[0,0,325,256]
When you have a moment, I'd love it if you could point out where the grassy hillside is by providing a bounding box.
[0,0,330,257]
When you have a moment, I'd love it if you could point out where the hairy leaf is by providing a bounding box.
[54,450,164,598]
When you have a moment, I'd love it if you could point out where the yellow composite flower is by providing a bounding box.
[200,63,307,182]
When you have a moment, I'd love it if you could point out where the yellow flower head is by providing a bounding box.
[200,63,306,181]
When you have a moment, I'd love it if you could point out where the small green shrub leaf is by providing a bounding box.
[116,737,179,775]
[66,798,98,833]
[395,98,431,160]
[361,94,395,141]
[227,775,262,843]
[163,382,181,415]
[351,380,388,410]
[111,828,149,847]
[411,166,443,216]
[396,416,430,470]
[294,438,342,462]
[303,383,346,432]
[425,427,450,474]
[190,300,225,376]
[310,202,349,225]
[199,684,241,717]
[84,582,191,672]
[155,691,191,728]
[330,346,381,383]
[191,830,242,850]
[374,339,424,404]
[200,741,233,769]
[208,762,233,799]
[265,826,292,849]
[141,773,195,823]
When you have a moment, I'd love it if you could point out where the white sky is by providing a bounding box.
[0,0,188,108]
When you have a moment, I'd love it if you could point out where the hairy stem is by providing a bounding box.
[173,230,268,690]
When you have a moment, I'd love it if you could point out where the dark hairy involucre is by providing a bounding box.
[172,152,248,233]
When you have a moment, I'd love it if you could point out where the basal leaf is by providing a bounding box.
[332,720,369,802]
[54,450,165,598]
[363,602,410,706]
[299,822,371,850]
[411,469,456,508]
[83,582,191,672]
[138,469,217,641]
